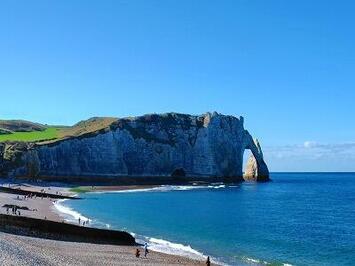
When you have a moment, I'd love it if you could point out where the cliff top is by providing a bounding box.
[0,112,243,144]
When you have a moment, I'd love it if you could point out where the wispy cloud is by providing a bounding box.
[265,142,355,159]
[263,142,355,171]
[303,141,317,148]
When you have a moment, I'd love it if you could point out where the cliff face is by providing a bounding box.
[3,112,269,183]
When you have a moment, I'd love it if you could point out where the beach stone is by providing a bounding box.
[4,112,270,182]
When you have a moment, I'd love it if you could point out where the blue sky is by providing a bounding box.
[0,1,354,171]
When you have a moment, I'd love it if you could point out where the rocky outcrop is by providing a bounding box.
[1,112,269,183]
[243,139,269,182]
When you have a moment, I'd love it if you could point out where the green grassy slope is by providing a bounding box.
[0,127,59,142]
[0,117,117,143]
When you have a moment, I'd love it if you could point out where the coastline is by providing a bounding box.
[54,184,221,264]
[0,180,214,265]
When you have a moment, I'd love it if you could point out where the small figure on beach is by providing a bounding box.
[135,248,140,258]
[144,243,149,257]
[78,217,81,225]
[206,256,211,266]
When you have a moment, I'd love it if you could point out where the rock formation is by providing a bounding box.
[0,112,269,183]
[243,139,269,182]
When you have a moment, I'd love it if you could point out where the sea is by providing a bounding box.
[55,173,355,266]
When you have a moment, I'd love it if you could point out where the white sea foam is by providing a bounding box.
[135,235,225,265]
[53,199,90,223]
[146,237,204,257]
[243,257,270,265]
[242,256,293,266]
[208,184,226,189]
[93,184,228,194]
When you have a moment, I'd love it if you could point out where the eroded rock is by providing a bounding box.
[2,112,270,183]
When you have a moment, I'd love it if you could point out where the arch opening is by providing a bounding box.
[241,137,270,182]
[242,147,259,182]
[242,149,253,177]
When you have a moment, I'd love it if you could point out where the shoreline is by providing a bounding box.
[0,180,215,265]
[54,184,221,264]
[54,197,215,263]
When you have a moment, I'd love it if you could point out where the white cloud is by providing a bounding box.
[303,141,317,148]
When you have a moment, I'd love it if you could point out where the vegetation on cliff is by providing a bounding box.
[0,128,59,142]
[0,117,116,143]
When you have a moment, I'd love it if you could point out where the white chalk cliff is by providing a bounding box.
[5,112,270,183]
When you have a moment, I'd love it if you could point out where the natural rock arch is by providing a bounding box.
[242,131,269,182]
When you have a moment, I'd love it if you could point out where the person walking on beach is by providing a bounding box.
[135,249,140,258]
[206,256,211,266]
[78,217,81,225]
[144,243,149,257]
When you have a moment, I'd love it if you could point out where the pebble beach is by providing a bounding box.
[0,181,208,266]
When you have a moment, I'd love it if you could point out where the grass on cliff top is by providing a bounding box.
[69,186,94,193]
[0,127,59,142]
[0,117,117,144]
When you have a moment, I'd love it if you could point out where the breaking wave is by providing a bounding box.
[53,199,223,264]
[135,235,225,265]
[94,184,229,194]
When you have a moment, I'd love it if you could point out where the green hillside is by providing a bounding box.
[0,117,117,143]
[0,127,59,142]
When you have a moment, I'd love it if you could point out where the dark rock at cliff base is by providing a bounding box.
[1,112,269,183]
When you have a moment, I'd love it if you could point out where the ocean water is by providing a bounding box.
[59,173,355,266]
